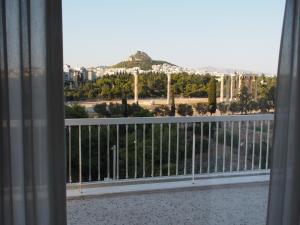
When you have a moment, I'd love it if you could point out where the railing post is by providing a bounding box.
[192,123,196,183]
[112,145,116,180]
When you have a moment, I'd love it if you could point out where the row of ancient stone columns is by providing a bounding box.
[219,74,258,102]
[133,71,258,104]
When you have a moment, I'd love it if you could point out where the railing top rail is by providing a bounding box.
[65,114,274,126]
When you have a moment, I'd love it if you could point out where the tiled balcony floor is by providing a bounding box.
[67,183,268,225]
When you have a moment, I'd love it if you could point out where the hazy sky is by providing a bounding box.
[63,0,285,74]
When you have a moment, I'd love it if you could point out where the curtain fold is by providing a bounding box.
[0,0,66,224]
[267,0,300,224]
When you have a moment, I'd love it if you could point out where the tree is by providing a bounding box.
[177,104,193,116]
[207,78,217,115]
[65,104,88,118]
[194,103,208,115]
[217,103,228,115]
[229,101,241,114]
[238,84,252,114]
[169,92,176,116]
[121,94,128,117]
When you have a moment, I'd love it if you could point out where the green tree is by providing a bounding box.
[121,94,128,117]
[238,84,252,114]
[177,104,193,116]
[207,78,217,115]
[169,92,176,116]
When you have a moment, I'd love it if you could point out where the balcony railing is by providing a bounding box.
[65,114,274,188]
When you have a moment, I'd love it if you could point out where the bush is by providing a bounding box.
[153,105,171,117]
[65,104,88,118]
[177,104,193,116]
[257,98,271,113]
[217,103,228,115]
[248,100,258,113]
[194,103,208,115]
[229,101,241,114]
[94,103,108,117]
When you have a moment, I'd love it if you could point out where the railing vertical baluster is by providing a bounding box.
[230,121,234,172]
[113,145,116,180]
[223,121,226,172]
[192,123,196,182]
[89,125,91,181]
[68,126,72,183]
[266,120,270,170]
[107,125,110,179]
[117,125,119,179]
[176,123,179,176]
[208,122,211,173]
[244,121,249,171]
[79,125,82,192]
[252,121,256,170]
[134,124,137,178]
[143,124,146,178]
[168,123,171,176]
[215,122,219,173]
[151,124,154,177]
[237,121,241,171]
[98,125,101,181]
[200,122,203,174]
[259,121,263,169]
[184,122,187,175]
[160,123,163,177]
[126,124,128,179]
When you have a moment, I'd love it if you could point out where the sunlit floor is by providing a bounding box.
[67,183,268,225]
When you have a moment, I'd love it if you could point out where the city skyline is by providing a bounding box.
[63,0,285,74]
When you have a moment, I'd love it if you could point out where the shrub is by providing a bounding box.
[229,101,241,114]
[217,103,228,115]
[194,103,208,115]
[177,104,193,116]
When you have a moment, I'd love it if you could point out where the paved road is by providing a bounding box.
[67,184,268,225]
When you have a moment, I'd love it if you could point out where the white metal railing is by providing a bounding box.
[65,114,274,188]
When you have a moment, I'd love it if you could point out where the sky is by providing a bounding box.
[63,0,285,74]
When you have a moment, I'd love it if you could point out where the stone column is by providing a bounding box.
[134,72,138,104]
[253,76,258,101]
[220,75,224,102]
[167,73,171,105]
[230,75,234,101]
[226,76,230,103]
[238,75,242,94]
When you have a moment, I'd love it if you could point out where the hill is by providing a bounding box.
[111,51,174,70]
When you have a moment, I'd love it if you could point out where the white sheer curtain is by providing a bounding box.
[267,0,300,224]
[0,0,66,224]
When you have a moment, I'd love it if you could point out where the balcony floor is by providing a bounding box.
[67,182,268,225]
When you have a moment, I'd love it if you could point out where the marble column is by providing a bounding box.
[134,72,138,104]
[167,73,171,105]
[238,75,242,94]
[254,76,258,101]
[226,76,230,103]
[230,75,234,101]
[220,75,224,102]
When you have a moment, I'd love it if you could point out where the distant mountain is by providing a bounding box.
[111,51,174,70]
[199,66,263,75]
